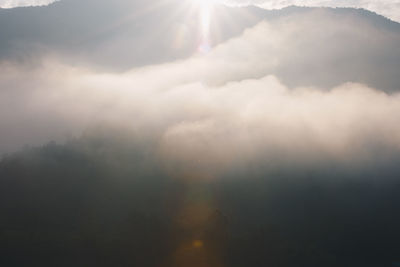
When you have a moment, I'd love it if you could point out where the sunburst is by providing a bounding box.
[192,0,218,53]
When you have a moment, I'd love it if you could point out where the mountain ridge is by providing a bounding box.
[0,1,399,92]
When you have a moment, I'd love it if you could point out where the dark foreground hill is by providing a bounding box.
[1,136,400,267]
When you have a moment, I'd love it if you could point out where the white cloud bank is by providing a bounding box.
[1,59,400,176]
[0,0,56,8]
[225,0,400,22]
[0,6,399,176]
[1,15,400,173]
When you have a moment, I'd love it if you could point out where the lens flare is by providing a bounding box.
[194,0,216,53]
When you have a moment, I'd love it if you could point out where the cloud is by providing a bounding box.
[225,0,400,23]
[0,5,400,174]
[204,13,400,92]
[0,0,56,8]
[1,55,400,173]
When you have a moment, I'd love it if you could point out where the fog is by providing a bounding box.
[2,59,400,169]
[1,10,400,159]
[1,1,400,267]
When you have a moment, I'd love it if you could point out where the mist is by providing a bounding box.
[1,1,400,267]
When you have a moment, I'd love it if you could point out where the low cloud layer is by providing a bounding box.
[1,3,400,174]
[1,53,400,174]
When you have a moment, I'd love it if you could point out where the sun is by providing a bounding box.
[195,0,217,35]
[192,0,219,8]
[187,0,221,53]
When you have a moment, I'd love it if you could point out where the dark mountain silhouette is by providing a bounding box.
[1,137,400,266]
[0,0,270,68]
[1,1,400,91]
